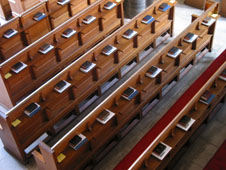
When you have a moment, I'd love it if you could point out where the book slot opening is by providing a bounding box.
[162,78,177,96]
[142,95,159,116]
[100,73,119,94]
[78,90,99,113]
[53,111,77,133]
[121,57,137,77]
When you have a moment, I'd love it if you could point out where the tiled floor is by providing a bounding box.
[0,1,225,170]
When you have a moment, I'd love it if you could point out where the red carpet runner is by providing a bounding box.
[203,139,226,170]
[114,50,226,170]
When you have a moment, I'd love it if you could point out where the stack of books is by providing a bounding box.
[121,87,139,101]
[152,142,172,160]
[3,29,18,39]
[103,1,116,10]
[101,45,117,56]
[80,61,96,73]
[96,109,115,124]
[61,28,77,39]
[57,0,70,6]
[158,3,171,12]
[219,69,226,81]
[24,102,41,117]
[39,44,54,54]
[176,115,195,131]
[11,62,27,74]
[33,12,46,21]
[199,90,216,105]
[202,16,216,26]
[183,32,198,43]
[82,15,96,25]
[69,134,88,150]
[141,15,155,24]
[167,46,183,58]
[122,29,138,40]
[54,80,71,93]
[146,66,162,78]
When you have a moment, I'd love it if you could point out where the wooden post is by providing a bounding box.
[0,0,12,20]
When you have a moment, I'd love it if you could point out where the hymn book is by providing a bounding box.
[152,142,172,160]
[39,44,54,54]
[146,66,162,78]
[33,12,46,21]
[24,102,41,117]
[82,15,96,25]
[61,28,77,38]
[158,3,171,12]
[104,2,116,10]
[102,45,117,56]
[96,109,115,124]
[3,29,18,39]
[80,61,96,73]
[202,16,216,26]
[141,15,155,24]
[122,29,138,40]
[121,87,139,101]
[176,115,195,131]
[199,90,215,105]
[54,80,71,93]
[183,32,198,43]
[69,134,88,150]
[167,47,183,58]
[11,62,27,74]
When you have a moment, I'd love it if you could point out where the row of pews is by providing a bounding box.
[0,0,124,107]
[0,0,124,62]
[0,0,176,165]
[31,1,220,170]
[115,48,226,170]
[0,0,222,169]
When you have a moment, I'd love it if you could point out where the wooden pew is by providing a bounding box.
[114,50,226,170]
[0,0,175,164]
[8,0,42,15]
[0,0,12,20]
[31,2,219,169]
[19,1,51,44]
[0,17,25,62]
[0,0,119,62]
[0,0,124,108]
